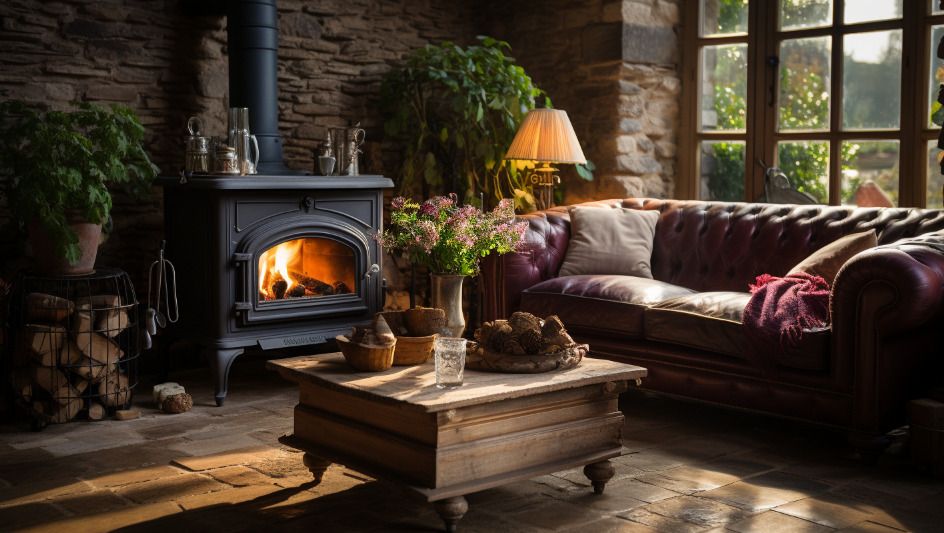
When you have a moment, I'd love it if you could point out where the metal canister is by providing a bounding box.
[184,116,210,174]
[214,145,240,174]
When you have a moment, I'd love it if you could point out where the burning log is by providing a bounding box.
[272,279,288,299]
[291,271,335,296]
[333,281,351,294]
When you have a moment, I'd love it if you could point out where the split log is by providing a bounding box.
[9,369,33,402]
[75,331,124,366]
[62,339,109,381]
[32,366,81,406]
[25,293,74,322]
[75,295,129,338]
[25,324,66,362]
[290,271,335,296]
[87,402,106,421]
[98,372,131,408]
[152,382,185,405]
[50,397,83,423]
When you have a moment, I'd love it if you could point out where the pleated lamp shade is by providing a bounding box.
[504,109,587,164]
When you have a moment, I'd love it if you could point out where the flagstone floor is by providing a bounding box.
[1,356,942,532]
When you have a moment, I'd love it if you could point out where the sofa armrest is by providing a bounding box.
[481,207,572,321]
[831,232,944,432]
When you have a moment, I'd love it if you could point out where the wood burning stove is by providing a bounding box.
[158,174,392,405]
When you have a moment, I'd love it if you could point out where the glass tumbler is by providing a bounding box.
[434,337,467,389]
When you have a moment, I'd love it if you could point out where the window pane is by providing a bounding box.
[700,44,748,132]
[701,0,748,36]
[930,25,944,128]
[777,141,829,203]
[700,141,745,201]
[779,37,831,132]
[780,0,832,30]
[844,0,902,24]
[934,0,944,16]
[840,141,899,207]
[928,141,944,208]
[843,31,902,130]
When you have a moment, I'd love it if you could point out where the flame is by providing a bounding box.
[258,239,303,299]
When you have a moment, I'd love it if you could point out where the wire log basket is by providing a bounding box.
[4,268,140,429]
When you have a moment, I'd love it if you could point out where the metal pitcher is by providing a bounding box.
[327,124,365,176]
[227,107,260,175]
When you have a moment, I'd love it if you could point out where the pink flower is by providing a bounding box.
[391,196,406,210]
[419,200,438,217]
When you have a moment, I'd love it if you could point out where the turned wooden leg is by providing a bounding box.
[302,453,331,485]
[584,460,616,495]
[433,495,468,533]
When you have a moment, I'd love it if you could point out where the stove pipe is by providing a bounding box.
[227,0,288,173]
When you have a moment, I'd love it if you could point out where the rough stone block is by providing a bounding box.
[623,24,678,66]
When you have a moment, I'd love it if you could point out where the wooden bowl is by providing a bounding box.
[392,335,436,366]
[336,335,396,372]
[403,307,446,336]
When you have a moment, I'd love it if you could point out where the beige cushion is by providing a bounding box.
[559,206,659,278]
[787,230,877,283]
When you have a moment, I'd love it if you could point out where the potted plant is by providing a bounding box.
[381,36,592,212]
[379,195,528,336]
[0,101,159,274]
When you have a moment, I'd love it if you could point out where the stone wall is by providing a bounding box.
[481,0,681,202]
[0,0,474,289]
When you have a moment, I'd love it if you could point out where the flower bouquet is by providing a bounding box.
[379,195,528,335]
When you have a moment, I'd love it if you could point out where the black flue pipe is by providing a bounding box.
[227,0,288,173]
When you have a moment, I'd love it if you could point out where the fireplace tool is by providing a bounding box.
[145,241,179,349]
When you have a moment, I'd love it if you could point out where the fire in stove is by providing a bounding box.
[258,238,356,301]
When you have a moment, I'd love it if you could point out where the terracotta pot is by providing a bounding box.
[28,219,102,275]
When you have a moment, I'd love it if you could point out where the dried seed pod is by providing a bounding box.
[508,312,542,336]
[500,338,526,355]
[518,329,543,355]
[488,323,514,351]
[541,315,566,338]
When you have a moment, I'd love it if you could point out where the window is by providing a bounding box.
[679,1,943,208]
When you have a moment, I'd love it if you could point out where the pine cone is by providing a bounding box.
[508,311,542,336]
[518,329,543,355]
[489,325,514,352]
[501,338,526,355]
[541,315,566,338]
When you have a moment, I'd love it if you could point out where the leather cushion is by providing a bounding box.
[787,229,877,284]
[646,291,832,370]
[646,292,751,359]
[520,275,695,337]
[559,206,659,278]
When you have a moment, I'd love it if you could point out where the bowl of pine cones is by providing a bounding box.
[378,307,446,366]
[466,311,588,373]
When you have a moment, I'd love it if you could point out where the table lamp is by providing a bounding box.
[504,108,587,210]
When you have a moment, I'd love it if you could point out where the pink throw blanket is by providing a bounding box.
[743,272,830,353]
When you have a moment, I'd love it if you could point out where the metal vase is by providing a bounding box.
[430,274,466,337]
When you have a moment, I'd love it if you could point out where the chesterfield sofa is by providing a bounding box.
[481,198,944,439]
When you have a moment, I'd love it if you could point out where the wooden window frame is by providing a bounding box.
[679,0,944,207]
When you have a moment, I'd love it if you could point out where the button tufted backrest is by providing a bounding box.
[609,198,944,292]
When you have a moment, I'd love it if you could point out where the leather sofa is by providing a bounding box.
[481,198,944,437]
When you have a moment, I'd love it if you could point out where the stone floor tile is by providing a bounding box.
[635,465,740,495]
[698,471,829,512]
[83,464,185,489]
[559,516,661,532]
[0,501,70,530]
[545,484,648,514]
[618,506,712,533]
[206,465,279,487]
[115,472,228,504]
[836,521,907,533]
[616,448,688,473]
[774,496,876,529]
[507,498,606,530]
[175,484,283,510]
[727,510,834,533]
[605,478,681,503]
[53,488,132,516]
[696,456,779,479]
[170,445,278,471]
[21,502,180,532]
[0,478,92,507]
[642,494,750,528]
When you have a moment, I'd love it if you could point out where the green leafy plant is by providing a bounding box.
[380,36,591,212]
[0,101,159,264]
[378,195,527,276]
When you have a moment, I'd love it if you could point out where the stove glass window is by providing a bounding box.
[258,238,356,302]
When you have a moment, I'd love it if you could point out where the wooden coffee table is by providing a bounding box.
[268,353,647,532]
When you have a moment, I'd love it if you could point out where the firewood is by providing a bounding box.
[25,293,74,322]
[25,324,66,361]
[32,366,70,395]
[290,271,335,295]
[152,382,185,405]
[75,295,129,337]
[98,372,131,408]
[9,369,33,402]
[114,409,140,421]
[75,331,123,366]
[50,397,83,423]
[87,402,106,421]
[62,339,109,381]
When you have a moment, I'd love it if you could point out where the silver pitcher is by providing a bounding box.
[327,124,365,176]
[227,107,260,175]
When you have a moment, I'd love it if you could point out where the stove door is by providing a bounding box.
[233,216,378,327]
